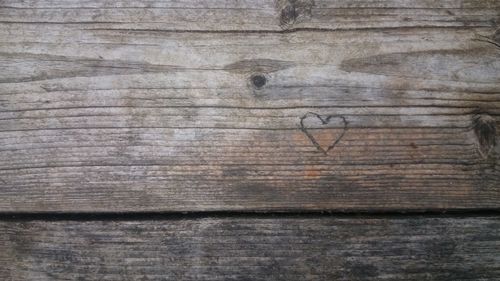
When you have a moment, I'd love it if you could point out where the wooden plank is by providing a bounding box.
[0,1,499,212]
[1,216,499,280]
[0,0,498,31]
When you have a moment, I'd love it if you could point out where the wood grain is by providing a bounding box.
[0,0,498,31]
[1,216,499,280]
[0,0,499,212]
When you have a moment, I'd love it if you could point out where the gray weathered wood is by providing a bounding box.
[0,0,498,31]
[0,0,499,212]
[1,216,499,280]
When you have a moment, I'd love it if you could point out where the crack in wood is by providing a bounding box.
[474,34,500,50]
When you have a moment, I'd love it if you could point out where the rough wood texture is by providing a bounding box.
[0,0,499,212]
[0,0,499,31]
[0,216,499,280]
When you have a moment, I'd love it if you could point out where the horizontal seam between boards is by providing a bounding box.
[0,209,499,221]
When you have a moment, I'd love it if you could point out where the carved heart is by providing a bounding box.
[300,112,348,155]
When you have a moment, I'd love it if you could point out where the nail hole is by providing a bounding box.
[251,74,267,89]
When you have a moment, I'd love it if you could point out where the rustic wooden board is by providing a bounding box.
[0,0,499,212]
[0,216,499,280]
[1,0,499,31]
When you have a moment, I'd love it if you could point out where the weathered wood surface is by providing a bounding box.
[0,0,499,212]
[0,216,499,280]
[0,0,499,31]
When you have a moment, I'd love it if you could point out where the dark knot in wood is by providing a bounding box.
[277,0,314,28]
[250,74,267,89]
[280,4,297,26]
[473,113,497,158]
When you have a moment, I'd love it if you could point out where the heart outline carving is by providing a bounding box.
[299,112,348,155]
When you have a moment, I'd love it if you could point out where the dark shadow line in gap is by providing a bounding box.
[0,209,499,221]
